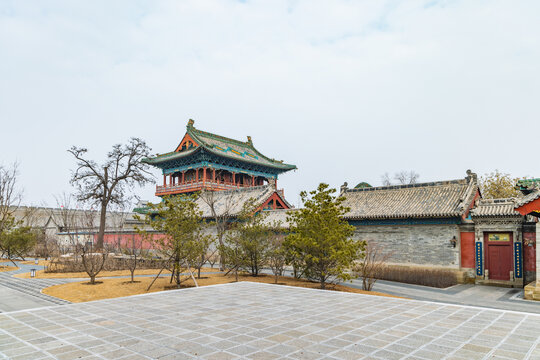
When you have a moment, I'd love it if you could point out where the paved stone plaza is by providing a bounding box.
[1,282,539,360]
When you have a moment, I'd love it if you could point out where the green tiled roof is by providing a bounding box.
[516,178,540,191]
[143,120,296,172]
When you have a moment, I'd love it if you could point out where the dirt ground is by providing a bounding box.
[43,272,403,303]
[15,266,221,279]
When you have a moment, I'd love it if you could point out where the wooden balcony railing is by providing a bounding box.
[156,180,255,195]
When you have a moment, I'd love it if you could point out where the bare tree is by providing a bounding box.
[68,138,153,249]
[207,251,220,269]
[0,163,26,265]
[394,171,419,185]
[49,193,85,256]
[381,171,420,186]
[194,245,217,279]
[381,172,392,186]
[120,234,147,283]
[0,163,22,233]
[80,243,107,284]
[199,189,236,271]
[353,241,392,291]
[19,206,50,258]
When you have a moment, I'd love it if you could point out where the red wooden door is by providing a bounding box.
[485,233,512,281]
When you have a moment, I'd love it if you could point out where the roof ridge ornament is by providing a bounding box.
[466,169,478,183]
[187,119,195,128]
[247,136,252,144]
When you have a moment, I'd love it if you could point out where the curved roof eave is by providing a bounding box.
[187,124,297,171]
[144,145,296,172]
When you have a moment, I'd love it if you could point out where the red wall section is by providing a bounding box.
[96,233,168,250]
[515,197,540,216]
[524,232,536,272]
[460,232,475,268]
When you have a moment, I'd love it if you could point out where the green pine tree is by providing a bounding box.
[285,183,365,289]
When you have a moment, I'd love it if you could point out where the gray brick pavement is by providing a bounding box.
[0,282,539,359]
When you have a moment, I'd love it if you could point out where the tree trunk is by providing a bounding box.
[7,251,17,267]
[130,269,134,283]
[218,231,225,271]
[176,264,181,289]
[96,201,107,249]
[198,254,203,278]
[90,275,96,284]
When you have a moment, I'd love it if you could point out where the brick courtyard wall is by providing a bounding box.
[351,224,460,268]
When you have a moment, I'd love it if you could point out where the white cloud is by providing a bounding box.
[1,0,539,206]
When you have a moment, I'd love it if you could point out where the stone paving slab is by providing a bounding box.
[0,282,539,359]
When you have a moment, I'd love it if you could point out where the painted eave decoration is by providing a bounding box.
[142,119,297,172]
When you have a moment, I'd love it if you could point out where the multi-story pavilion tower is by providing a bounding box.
[143,120,297,197]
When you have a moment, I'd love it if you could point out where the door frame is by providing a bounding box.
[484,232,513,281]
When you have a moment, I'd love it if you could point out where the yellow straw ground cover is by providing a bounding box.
[0,265,17,272]
[19,259,52,267]
[15,267,221,279]
[42,273,403,303]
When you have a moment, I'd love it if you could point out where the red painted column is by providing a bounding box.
[181,171,185,184]
[252,175,255,186]
[196,168,199,183]
[163,174,166,186]
[169,174,172,186]
[232,172,236,186]
[203,167,207,186]
[172,174,176,186]
[212,169,216,183]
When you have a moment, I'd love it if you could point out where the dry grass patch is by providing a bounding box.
[43,273,403,303]
[0,265,17,272]
[15,267,221,279]
[19,259,51,267]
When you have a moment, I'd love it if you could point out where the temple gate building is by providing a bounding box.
[341,171,538,288]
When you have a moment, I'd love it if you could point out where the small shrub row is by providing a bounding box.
[45,256,167,273]
[377,265,457,288]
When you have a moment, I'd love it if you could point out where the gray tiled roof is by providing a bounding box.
[195,185,291,218]
[261,208,298,228]
[342,175,478,220]
[515,189,540,208]
[470,198,522,217]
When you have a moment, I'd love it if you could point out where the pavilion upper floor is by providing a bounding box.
[156,166,274,196]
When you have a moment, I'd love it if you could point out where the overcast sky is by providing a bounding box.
[1,0,538,208]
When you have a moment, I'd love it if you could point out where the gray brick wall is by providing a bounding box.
[352,224,460,268]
